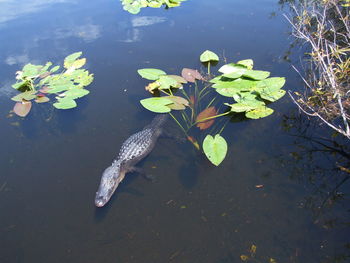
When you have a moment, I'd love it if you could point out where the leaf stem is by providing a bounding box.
[169,112,188,135]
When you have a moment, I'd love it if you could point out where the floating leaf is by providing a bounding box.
[245,106,274,119]
[203,134,227,166]
[140,97,172,113]
[166,95,189,110]
[218,63,247,75]
[137,68,166,80]
[213,79,257,92]
[50,65,60,73]
[12,81,31,91]
[200,50,219,62]
[225,101,264,112]
[22,64,42,78]
[256,77,286,91]
[167,75,187,84]
[237,59,253,69]
[243,70,270,80]
[196,106,217,130]
[158,75,179,89]
[260,89,286,102]
[64,52,82,69]
[13,101,32,117]
[11,91,37,102]
[35,96,50,103]
[53,98,77,109]
[64,88,90,99]
[181,68,203,82]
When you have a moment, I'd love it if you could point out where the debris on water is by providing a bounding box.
[151,165,157,169]
[255,184,264,188]
[0,182,7,192]
[201,216,208,222]
[180,205,186,209]
[166,199,174,205]
[169,250,180,260]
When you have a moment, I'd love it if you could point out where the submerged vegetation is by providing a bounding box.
[121,0,186,14]
[138,50,286,166]
[285,0,350,139]
[10,52,94,117]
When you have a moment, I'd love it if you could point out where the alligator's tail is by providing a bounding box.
[150,114,168,129]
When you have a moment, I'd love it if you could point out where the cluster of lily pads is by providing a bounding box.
[121,0,186,14]
[137,50,286,166]
[10,52,94,117]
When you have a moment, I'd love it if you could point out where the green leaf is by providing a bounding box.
[158,75,179,89]
[203,134,227,166]
[225,101,264,112]
[245,106,274,119]
[140,97,172,113]
[11,91,37,102]
[22,64,42,78]
[50,65,60,73]
[12,81,31,91]
[218,63,247,75]
[260,89,286,102]
[64,89,90,99]
[47,84,73,93]
[243,70,270,80]
[53,98,77,109]
[200,50,219,62]
[35,96,50,103]
[213,79,257,92]
[237,59,253,69]
[64,52,82,69]
[137,68,166,80]
[256,77,286,91]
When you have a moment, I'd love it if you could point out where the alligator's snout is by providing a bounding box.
[95,194,108,207]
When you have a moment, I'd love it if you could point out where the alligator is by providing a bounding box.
[95,114,168,207]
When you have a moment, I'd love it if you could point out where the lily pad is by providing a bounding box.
[64,88,90,99]
[140,97,172,113]
[237,59,253,69]
[158,75,179,89]
[53,98,77,109]
[196,106,217,130]
[64,52,82,69]
[256,77,286,91]
[203,134,227,166]
[11,91,37,102]
[218,63,247,75]
[260,89,286,102]
[166,96,189,110]
[200,50,219,63]
[181,68,203,82]
[245,106,274,119]
[243,70,270,80]
[137,68,166,80]
[13,101,32,117]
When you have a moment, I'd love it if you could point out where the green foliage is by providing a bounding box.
[121,0,186,14]
[137,50,286,166]
[10,52,94,117]
[203,134,227,166]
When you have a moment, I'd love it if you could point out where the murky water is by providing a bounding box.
[0,0,349,262]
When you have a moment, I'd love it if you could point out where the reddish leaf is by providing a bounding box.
[39,86,49,93]
[187,136,200,150]
[181,68,203,83]
[196,106,217,130]
[13,101,32,117]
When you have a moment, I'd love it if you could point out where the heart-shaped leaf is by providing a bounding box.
[53,98,77,109]
[137,68,166,80]
[181,68,203,82]
[245,106,274,119]
[196,106,217,130]
[243,70,270,80]
[13,101,32,117]
[200,50,219,62]
[140,97,172,113]
[203,134,227,166]
[236,59,254,69]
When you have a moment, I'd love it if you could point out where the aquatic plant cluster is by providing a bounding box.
[138,50,286,166]
[121,0,186,14]
[10,52,93,117]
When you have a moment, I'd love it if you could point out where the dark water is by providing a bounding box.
[0,1,349,262]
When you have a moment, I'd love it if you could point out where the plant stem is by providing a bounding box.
[160,90,171,96]
[195,111,230,124]
[169,112,188,135]
[208,62,211,75]
[218,118,230,135]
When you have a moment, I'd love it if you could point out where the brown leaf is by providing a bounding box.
[187,136,200,150]
[35,96,50,103]
[13,101,32,117]
[167,75,188,84]
[181,68,203,83]
[189,95,195,106]
[196,106,217,130]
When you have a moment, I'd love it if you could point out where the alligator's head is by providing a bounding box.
[95,162,125,207]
